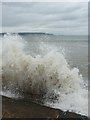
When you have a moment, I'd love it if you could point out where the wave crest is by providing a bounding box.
[0,33,88,116]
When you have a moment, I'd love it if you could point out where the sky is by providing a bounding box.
[1,1,88,35]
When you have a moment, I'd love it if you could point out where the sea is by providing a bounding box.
[0,33,88,116]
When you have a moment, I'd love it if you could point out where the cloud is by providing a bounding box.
[2,2,88,35]
[1,0,89,2]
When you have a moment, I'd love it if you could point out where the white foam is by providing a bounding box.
[0,33,88,116]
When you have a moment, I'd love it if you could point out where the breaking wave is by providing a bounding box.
[0,33,88,116]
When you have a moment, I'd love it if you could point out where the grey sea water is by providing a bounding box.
[20,34,88,81]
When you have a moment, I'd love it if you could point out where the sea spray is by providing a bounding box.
[0,33,88,116]
[0,36,2,95]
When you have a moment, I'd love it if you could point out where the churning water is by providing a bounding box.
[0,33,88,116]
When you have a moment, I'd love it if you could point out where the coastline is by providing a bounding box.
[1,96,89,119]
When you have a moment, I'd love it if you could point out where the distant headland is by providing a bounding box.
[0,32,54,36]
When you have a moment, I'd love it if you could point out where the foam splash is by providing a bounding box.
[0,33,88,116]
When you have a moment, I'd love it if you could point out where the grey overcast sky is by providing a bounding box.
[1,2,88,35]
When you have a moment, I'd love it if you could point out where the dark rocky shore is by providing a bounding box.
[1,96,90,119]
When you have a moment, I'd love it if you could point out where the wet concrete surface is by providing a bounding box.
[1,96,90,119]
